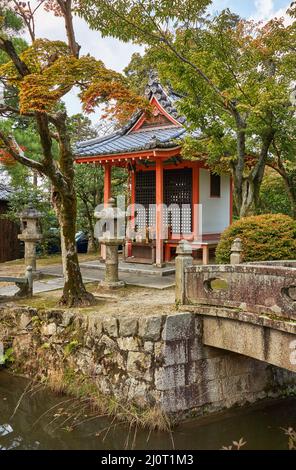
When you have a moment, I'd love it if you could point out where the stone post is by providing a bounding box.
[230,238,243,265]
[175,240,193,305]
[25,266,33,297]
[18,205,42,275]
[94,197,126,288]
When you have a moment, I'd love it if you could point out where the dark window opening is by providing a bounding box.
[210,173,221,198]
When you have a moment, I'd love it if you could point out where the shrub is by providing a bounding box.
[216,214,296,264]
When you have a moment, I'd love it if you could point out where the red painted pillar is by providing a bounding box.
[104,163,112,206]
[101,163,112,260]
[127,168,136,258]
[192,164,200,241]
[155,158,164,267]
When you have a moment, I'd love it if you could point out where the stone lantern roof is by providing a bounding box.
[19,204,42,220]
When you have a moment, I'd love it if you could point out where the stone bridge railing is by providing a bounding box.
[176,240,296,321]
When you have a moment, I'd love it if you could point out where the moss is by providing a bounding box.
[63,340,80,357]
[259,312,296,324]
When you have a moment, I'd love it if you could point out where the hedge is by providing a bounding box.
[216,213,296,264]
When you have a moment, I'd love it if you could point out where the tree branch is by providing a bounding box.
[0,37,30,77]
[0,130,44,172]
[57,0,80,57]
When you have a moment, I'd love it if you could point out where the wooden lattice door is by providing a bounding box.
[135,170,156,230]
[164,168,192,234]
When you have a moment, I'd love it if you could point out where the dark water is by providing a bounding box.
[0,371,295,450]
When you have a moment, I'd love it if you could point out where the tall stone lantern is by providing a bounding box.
[94,197,126,288]
[18,205,42,274]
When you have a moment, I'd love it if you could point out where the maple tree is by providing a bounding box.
[78,1,296,216]
[0,1,146,306]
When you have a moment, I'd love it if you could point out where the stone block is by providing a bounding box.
[183,381,221,409]
[154,342,163,359]
[162,313,194,342]
[117,336,141,352]
[155,364,186,391]
[163,340,188,366]
[62,311,74,327]
[160,387,187,412]
[194,316,203,336]
[187,357,226,385]
[188,337,205,362]
[41,322,57,336]
[127,351,151,379]
[88,315,103,335]
[103,318,118,337]
[119,317,138,337]
[143,341,154,353]
[19,313,32,330]
[100,334,118,352]
[138,316,163,341]
[124,378,149,407]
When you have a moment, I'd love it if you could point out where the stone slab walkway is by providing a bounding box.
[42,265,175,289]
[0,277,66,297]
[0,265,175,296]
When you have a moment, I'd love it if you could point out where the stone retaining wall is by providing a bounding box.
[1,306,296,418]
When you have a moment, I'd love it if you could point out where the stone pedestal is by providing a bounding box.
[100,239,125,288]
[18,205,42,276]
[175,240,193,305]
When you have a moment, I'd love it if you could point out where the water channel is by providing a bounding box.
[0,371,295,450]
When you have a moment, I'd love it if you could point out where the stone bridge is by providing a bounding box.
[178,259,296,374]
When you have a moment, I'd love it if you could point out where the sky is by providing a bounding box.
[27,0,292,120]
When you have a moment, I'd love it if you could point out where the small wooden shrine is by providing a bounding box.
[75,74,232,266]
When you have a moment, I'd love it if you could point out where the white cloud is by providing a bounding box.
[254,0,275,20]
[253,0,292,24]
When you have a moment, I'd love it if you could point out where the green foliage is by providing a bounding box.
[67,113,97,144]
[124,52,151,95]
[0,5,24,35]
[78,0,211,44]
[216,214,296,263]
[1,347,14,365]
[64,340,80,357]
[259,171,292,217]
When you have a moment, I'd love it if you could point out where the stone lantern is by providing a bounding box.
[94,197,126,288]
[18,204,42,274]
[230,238,243,265]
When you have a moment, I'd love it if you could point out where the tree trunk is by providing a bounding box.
[235,178,254,217]
[84,200,98,254]
[52,187,94,307]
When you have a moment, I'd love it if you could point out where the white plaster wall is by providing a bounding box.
[199,169,231,234]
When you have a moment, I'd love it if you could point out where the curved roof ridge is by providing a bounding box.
[76,130,122,149]
[143,70,186,125]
